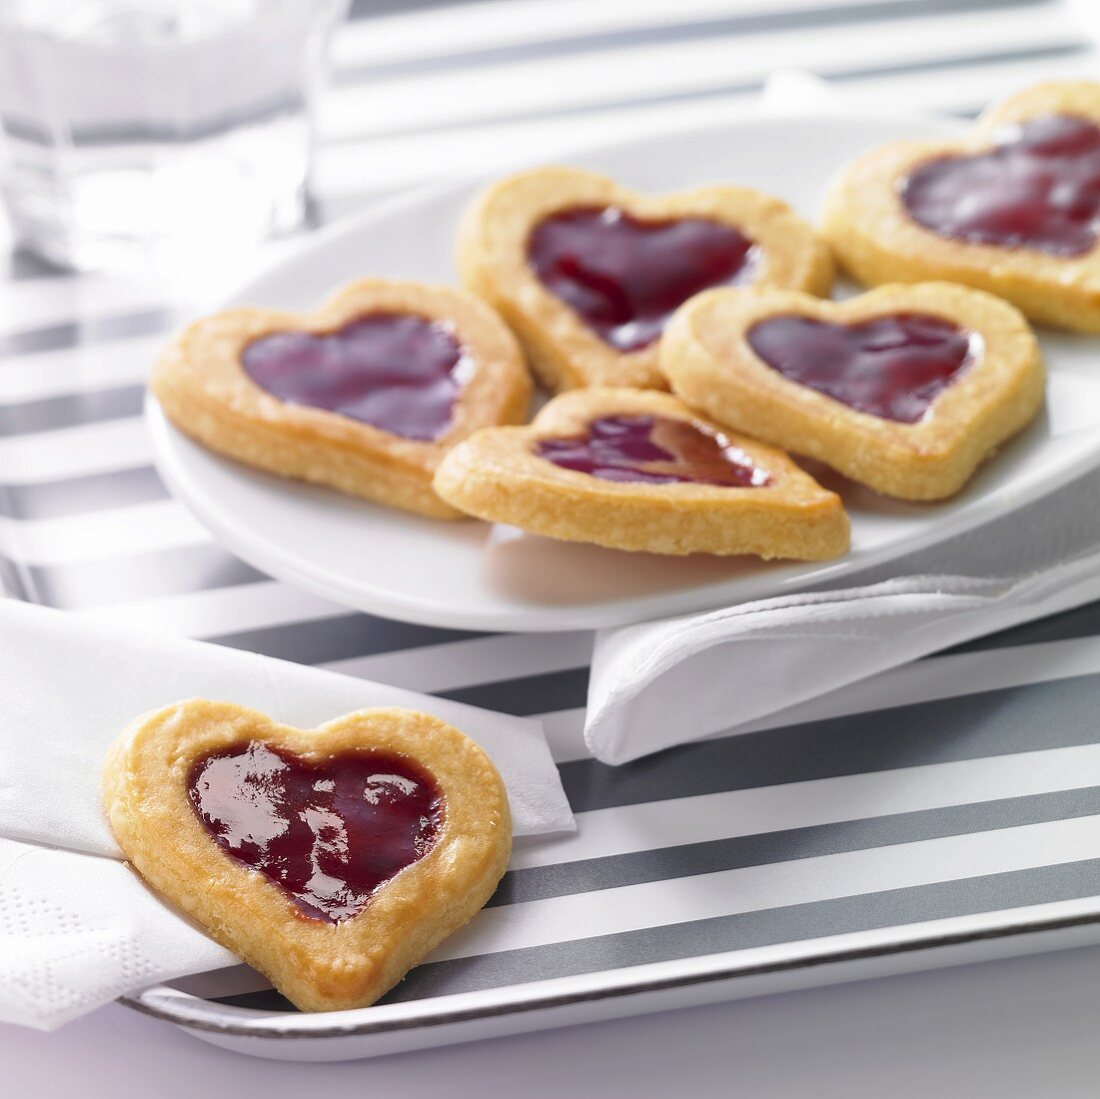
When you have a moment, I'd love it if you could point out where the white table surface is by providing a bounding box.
[6,944,1100,1097]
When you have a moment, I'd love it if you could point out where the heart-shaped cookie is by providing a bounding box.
[458,166,834,392]
[433,388,849,558]
[661,283,1044,500]
[822,81,1100,331]
[103,700,511,1013]
[151,279,531,518]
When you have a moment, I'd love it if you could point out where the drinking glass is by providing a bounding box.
[0,0,346,273]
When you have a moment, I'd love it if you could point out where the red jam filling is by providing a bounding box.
[527,206,758,351]
[188,742,443,924]
[534,414,771,487]
[901,114,1100,257]
[746,312,978,424]
[240,312,472,442]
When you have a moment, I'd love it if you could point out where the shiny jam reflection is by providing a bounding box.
[188,742,443,923]
[535,414,772,487]
[527,206,758,351]
[901,114,1100,257]
[746,312,979,424]
[240,312,473,442]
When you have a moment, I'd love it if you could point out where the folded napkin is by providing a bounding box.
[0,598,573,1029]
[586,469,1100,764]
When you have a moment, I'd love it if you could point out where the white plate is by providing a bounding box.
[148,111,1100,632]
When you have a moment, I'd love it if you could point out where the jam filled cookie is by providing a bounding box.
[433,388,848,558]
[458,166,833,392]
[822,81,1100,331]
[661,283,1044,501]
[103,700,511,1013]
[151,279,531,519]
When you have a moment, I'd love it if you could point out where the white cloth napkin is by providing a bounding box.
[585,469,1100,764]
[0,598,573,1029]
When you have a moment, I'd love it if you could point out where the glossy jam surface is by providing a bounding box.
[535,414,771,487]
[747,312,978,424]
[527,206,757,351]
[188,742,443,923]
[901,114,1100,257]
[240,312,472,442]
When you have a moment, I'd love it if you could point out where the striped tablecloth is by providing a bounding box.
[5,0,1100,1009]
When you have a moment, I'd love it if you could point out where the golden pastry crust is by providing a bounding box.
[433,387,849,558]
[103,700,511,1013]
[661,283,1045,501]
[150,279,531,519]
[458,166,834,392]
[821,81,1100,331]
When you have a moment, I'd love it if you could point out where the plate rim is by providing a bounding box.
[147,360,1097,632]
[121,892,1100,1039]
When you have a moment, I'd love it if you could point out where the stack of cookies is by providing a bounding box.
[151,80,1100,561]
